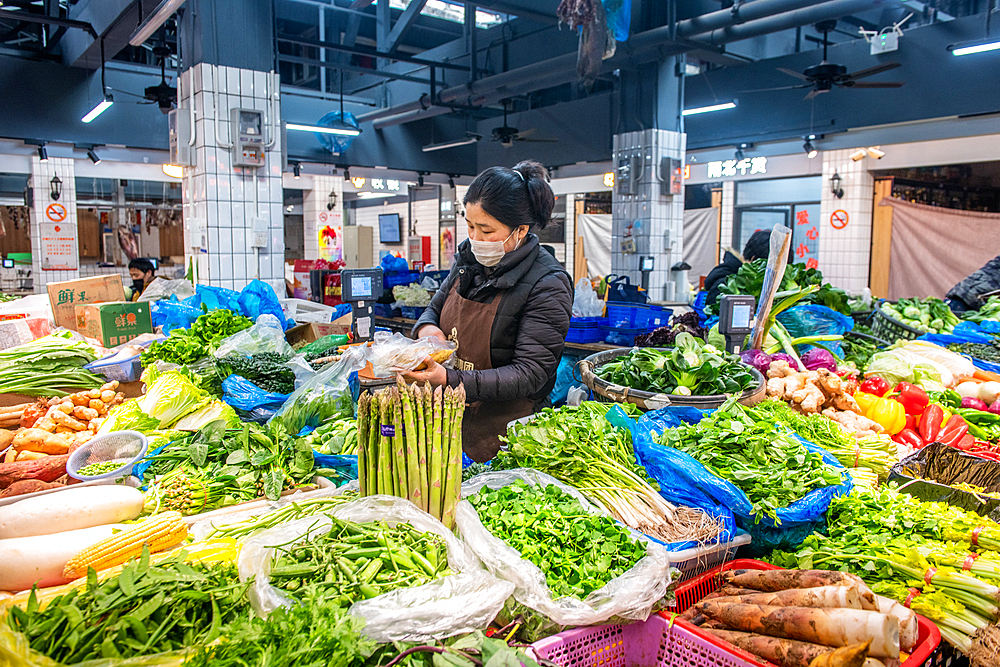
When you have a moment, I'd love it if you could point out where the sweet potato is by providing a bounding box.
[0,455,69,488]
[0,430,14,449]
[0,479,62,498]
[15,451,47,462]
[12,428,70,455]
[2,449,15,464]
[414,348,456,370]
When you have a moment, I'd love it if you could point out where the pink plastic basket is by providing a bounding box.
[529,614,759,667]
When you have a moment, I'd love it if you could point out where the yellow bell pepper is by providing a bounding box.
[854,392,880,415]
[866,396,907,435]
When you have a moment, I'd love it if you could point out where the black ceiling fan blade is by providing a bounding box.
[738,83,811,93]
[107,87,148,100]
[803,88,825,100]
[847,62,901,80]
[518,138,559,143]
[841,81,904,88]
[777,67,812,82]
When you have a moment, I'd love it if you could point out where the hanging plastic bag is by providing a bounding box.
[238,494,514,642]
[238,279,294,331]
[603,0,631,42]
[572,278,604,317]
[456,468,674,635]
[269,345,367,434]
[368,331,456,377]
[214,314,294,359]
[151,298,204,334]
[777,304,854,356]
[138,277,196,303]
[195,284,243,313]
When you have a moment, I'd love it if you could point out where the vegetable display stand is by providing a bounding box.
[668,559,943,667]
[579,349,766,411]
[668,532,752,583]
[530,613,761,667]
[888,443,1000,522]
[870,301,923,342]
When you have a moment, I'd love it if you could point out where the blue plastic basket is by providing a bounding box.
[603,326,647,346]
[607,303,651,328]
[383,271,420,288]
[566,325,605,344]
[399,306,426,320]
[636,306,673,330]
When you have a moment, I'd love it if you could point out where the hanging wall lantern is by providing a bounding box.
[50,175,62,200]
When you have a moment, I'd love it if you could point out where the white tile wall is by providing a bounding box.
[354,198,440,268]
[180,63,284,296]
[30,156,79,290]
[818,149,874,295]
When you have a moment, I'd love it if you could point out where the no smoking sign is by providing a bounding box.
[830,209,849,230]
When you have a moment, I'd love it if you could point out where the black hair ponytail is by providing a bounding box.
[464,159,555,230]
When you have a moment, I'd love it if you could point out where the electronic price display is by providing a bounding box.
[340,268,384,343]
[718,294,756,355]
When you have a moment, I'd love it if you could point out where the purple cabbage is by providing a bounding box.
[801,348,838,372]
[770,353,798,368]
[739,349,771,374]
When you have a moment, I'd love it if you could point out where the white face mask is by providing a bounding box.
[470,227,523,267]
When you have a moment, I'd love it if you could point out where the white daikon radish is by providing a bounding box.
[0,524,119,591]
[710,585,864,610]
[0,485,143,538]
[696,602,901,659]
[874,594,918,653]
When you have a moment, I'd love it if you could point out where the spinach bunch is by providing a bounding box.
[657,397,845,522]
[9,553,248,664]
[597,333,756,396]
[216,351,296,394]
[469,480,647,599]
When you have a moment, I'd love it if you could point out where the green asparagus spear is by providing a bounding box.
[357,393,369,496]
[368,392,381,495]
[377,391,393,496]
[442,384,465,529]
[413,384,430,514]
[392,387,407,499]
[428,386,445,520]
[430,385,444,521]
[398,376,422,510]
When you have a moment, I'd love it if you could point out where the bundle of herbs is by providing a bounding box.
[214,351,296,394]
[597,333,757,396]
[141,309,253,367]
[657,397,847,523]
[496,401,722,544]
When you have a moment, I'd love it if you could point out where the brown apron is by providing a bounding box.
[438,281,534,462]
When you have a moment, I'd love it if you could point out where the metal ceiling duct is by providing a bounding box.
[366,0,893,128]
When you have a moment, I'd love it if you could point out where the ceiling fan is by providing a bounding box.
[111,44,176,113]
[743,20,904,100]
[491,101,558,147]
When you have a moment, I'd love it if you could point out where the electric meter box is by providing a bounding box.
[168,109,193,166]
[231,108,266,168]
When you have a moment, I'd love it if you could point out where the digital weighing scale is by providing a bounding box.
[718,294,756,354]
[340,268,384,343]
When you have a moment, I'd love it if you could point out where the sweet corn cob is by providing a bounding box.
[62,511,188,579]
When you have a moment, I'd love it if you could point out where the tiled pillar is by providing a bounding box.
[818,149,874,294]
[611,129,686,302]
[178,63,284,295]
[303,175,345,261]
[719,180,735,260]
[30,156,79,291]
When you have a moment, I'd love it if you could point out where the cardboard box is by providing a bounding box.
[74,302,153,348]
[285,321,351,347]
[47,275,126,331]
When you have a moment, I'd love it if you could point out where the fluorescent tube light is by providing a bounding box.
[422,134,481,152]
[286,123,361,137]
[952,41,1000,56]
[682,102,736,116]
[162,164,183,178]
[82,95,113,123]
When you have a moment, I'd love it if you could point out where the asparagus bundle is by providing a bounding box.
[357,377,466,528]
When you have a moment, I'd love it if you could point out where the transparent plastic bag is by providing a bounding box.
[572,278,604,318]
[137,277,196,303]
[456,468,675,629]
[268,345,367,433]
[368,331,456,377]
[896,340,975,380]
[237,494,514,642]
[214,314,294,359]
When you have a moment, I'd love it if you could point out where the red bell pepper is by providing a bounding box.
[893,428,925,450]
[919,404,945,444]
[860,376,890,397]
[895,382,930,415]
[952,434,976,451]
[905,414,918,432]
[938,415,970,448]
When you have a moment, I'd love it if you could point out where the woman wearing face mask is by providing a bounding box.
[407,160,573,462]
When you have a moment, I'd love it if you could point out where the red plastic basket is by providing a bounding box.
[662,559,943,667]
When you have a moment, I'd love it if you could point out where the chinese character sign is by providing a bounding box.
[707,157,766,180]
[40,222,79,271]
[791,204,820,269]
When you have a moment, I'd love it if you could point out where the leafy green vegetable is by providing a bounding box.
[964,295,1000,324]
[141,309,252,367]
[713,259,850,316]
[297,416,358,454]
[173,399,241,431]
[215,352,295,394]
[95,400,161,435]
[841,334,881,370]
[597,333,756,396]
[881,297,959,334]
[469,480,648,599]
[136,370,210,428]
[657,397,845,523]
[0,331,103,396]
[948,339,1000,364]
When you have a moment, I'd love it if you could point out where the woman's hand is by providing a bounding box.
[416,325,447,343]
[403,355,448,387]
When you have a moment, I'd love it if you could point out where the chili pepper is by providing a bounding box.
[895,382,930,415]
[952,434,976,451]
[866,396,907,435]
[860,376,890,397]
[919,404,945,443]
[938,415,970,448]
[893,428,925,450]
[854,392,880,415]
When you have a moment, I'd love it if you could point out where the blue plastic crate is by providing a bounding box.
[606,303,650,328]
[570,316,606,325]
[420,270,450,286]
[384,271,420,288]
[602,325,647,346]
[637,306,673,330]
[566,323,605,344]
[399,306,426,320]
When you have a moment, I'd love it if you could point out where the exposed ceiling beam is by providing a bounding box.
[277,33,469,70]
[0,9,96,38]
[385,0,428,54]
[279,52,433,85]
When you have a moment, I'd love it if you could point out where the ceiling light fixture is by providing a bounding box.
[803,135,818,159]
[418,174,425,187]
[37,145,48,162]
[448,176,455,189]
[83,38,113,123]
[343,168,351,182]
[951,40,1000,56]
[86,148,101,165]
[161,164,183,178]
[850,148,868,162]
[293,162,301,179]
[286,123,360,137]
[421,133,481,152]
[867,146,886,160]
[681,101,736,116]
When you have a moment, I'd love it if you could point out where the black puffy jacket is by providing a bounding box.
[413,234,572,405]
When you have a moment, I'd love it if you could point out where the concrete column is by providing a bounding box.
[720,180,735,261]
[30,156,79,291]
[178,63,285,295]
[303,175,345,261]
[818,149,874,294]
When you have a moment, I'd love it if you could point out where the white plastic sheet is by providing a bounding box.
[237,494,514,642]
[457,468,676,628]
[367,331,456,377]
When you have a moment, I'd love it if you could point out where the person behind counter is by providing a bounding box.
[405,160,573,462]
[126,258,155,301]
[703,229,772,309]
